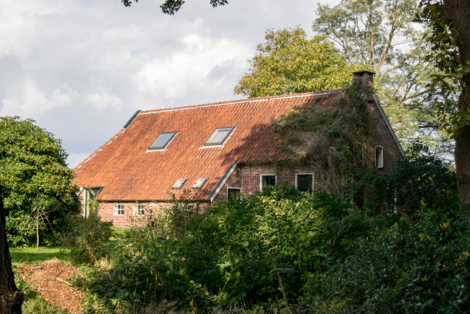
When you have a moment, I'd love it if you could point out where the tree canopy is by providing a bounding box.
[234,27,362,98]
[313,0,454,156]
[121,0,228,14]
[0,116,79,312]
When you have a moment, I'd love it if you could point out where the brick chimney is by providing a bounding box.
[353,70,375,101]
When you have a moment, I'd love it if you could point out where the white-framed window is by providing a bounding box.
[295,173,314,192]
[227,187,242,200]
[260,174,276,191]
[204,127,234,146]
[192,178,208,189]
[148,131,178,151]
[133,204,145,216]
[375,146,384,169]
[113,204,125,216]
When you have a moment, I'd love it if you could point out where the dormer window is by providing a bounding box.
[148,131,178,150]
[172,178,187,189]
[192,178,207,189]
[204,127,234,146]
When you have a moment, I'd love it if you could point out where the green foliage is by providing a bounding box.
[72,190,330,313]
[273,83,370,195]
[352,142,458,215]
[0,116,80,246]
[10,246,70,264]
[121,0,228,15]
[314,0,454,155]
[234,27,362,98]
[62,202,113,265]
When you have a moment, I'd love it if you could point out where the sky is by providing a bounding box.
[0,0,337,168]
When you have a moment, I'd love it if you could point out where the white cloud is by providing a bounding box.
[1,80,78,118]
[85,92,124,111]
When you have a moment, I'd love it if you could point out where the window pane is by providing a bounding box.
[376,147,384,168]
[210,129,230,144]
[228,188,241,200]
[297,175,313,191]
[262,175,276,187]
[150,132,176,149]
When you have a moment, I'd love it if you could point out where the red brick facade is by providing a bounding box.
[75,72,403,228]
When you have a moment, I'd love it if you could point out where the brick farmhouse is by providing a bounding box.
[74,71,403,227]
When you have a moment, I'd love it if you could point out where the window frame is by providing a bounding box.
[260,174,277,191]
[113,204,125,216]
[295,173,314,192]
[227,187,242,200]
[204,127,235,146]
[172,178,187,190]
[148,131,178,151]
[133,204,145,216]
[375,146,384,169]
[192,178,208,189]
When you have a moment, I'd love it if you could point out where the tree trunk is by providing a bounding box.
[444,0,470,206]
[0,188,24,314]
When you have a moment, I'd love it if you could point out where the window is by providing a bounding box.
[133,204,145,216]
[113,204,124,216]
[148,131,178,150]
[296,174,313,192]
[353,144,363,166]
[375,146,384,169]
[260,175,276,191]
[228,188,241,200]
[172,178,187,189]
[192,178,207,189]
[204,127,234,146]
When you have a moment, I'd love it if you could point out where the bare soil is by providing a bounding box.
[20,259,84,314]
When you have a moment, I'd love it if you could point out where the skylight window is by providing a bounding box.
[172,178,187,189]
[148,131,178,150]
[204,127,234,146]
[192,178,207,189]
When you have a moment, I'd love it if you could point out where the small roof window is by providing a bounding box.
[172,178,187,189]
[204,127,234,146]
[148,131,178,150]
[192,178,207,189]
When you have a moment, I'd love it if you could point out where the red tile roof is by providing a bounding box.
[73,90,343,201]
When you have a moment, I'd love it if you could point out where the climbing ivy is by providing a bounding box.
[272,82,371,195]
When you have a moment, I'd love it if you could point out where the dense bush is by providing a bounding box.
[73,144,465,313]
[62,201,113,265]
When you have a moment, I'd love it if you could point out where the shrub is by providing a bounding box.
[62,201,113,265]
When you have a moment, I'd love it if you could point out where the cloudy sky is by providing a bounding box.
[0,0,336,168]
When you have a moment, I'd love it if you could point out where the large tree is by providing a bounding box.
[234,27,362,98]
[313,0,455,155]
[419,0,470,206]
[0,117,79,313]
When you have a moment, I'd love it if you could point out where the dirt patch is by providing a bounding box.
[20,259,84,314]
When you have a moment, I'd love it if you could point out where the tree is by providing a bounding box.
[0,116,79,313]
[313,0,455,155]
[234,27,362,98]
[121,0,228,14]
[418,0,470,206]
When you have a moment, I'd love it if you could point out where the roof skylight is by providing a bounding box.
[192,178,207,189]
[148,131,178,150]
[204,127,234,146]
[172,178,187,189]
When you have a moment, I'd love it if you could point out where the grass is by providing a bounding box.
[10,246,70,264]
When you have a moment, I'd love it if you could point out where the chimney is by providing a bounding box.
[353,70,375,101]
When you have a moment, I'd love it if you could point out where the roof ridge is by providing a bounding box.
[139,89,344,115]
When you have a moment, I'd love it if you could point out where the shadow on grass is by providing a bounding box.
[10,247,70,264]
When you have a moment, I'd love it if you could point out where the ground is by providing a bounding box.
[10,246,70,264]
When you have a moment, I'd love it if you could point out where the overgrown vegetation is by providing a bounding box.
[65,145,468,313]
[273,82,370,195]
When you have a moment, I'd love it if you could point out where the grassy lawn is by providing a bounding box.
[10,247,70,264]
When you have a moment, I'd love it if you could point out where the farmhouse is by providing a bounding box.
[74,71,403,227]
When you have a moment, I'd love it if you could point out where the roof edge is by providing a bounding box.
[372,94,405,156]
[123,110,141,128]
[207,162,237,202]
